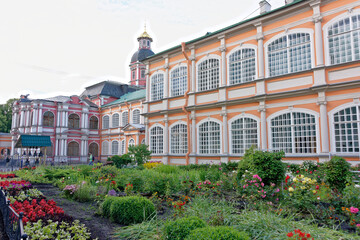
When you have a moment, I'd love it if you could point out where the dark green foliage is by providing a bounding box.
[164,216,207,240]
[185,226,250,240]
[237,147,285,185]
[287,163,301,174]
[128,173,145,192]
[128,144,152,165]
[111,154,132,168]
[100,165,118,177]
[102,196,118,218]
[78,165,93,177]
[324,156,351,192]
[43,168,76,181]
[109,196,155,225]
[199,169,221,182]
[0,98,17,133]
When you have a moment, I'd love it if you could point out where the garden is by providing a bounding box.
[2,145,360,239]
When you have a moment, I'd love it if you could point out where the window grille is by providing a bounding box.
[198,121,221,154]
[150,126,164,154]
[171,66,187,96]
[89,116,98,129]
[151,73,164,101]
[231,117,258,154]
[132,109,140,124]
[229,48,256,84]
[122,111,129,127]
[102,116,110,129]
[112,113,119,128]
[111,141,119,155]
[170,124,188,154]
[68,114,80,129]
[67,142,79,156]
[197,58,220,91]
[43,111,54,127]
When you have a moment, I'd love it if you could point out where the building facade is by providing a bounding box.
[143,0,360,165]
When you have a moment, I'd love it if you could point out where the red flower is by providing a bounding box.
[287,232,294,237]
[285,175,290,184]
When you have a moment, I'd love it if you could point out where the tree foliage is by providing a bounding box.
[0,98,17,133]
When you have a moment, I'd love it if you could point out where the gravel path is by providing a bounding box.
[33,183,118,240]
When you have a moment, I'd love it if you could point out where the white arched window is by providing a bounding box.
[132,109,140,124]
[230,116,259,154]
[170,65,187,97]
[111,141,119,155]
[266,31,312,77]
[170,123,188,154]
[198,120,221,154]
[197,56,220,91]
[122,111,129,127]
[128,139,135,147]
[102,141,109,155]
[269,110,317,154]
[331,104,360,153]
[228,47,256,85]
[326,12,360,65]
[150,125,164,154]
[151,73,164,101]
[102,115,110,129]
[112,113,119,128]
[121,140,126,154]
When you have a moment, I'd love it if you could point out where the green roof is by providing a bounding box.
[146,0,305,60]
[15,135,52,148]
[102,89,146,107]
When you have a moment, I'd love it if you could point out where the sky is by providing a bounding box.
[0,0,285,104]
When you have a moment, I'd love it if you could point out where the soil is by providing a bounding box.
[0,209,9,240]
[32,183,118,240]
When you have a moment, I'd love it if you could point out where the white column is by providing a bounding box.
[38,107,43,125]
[191,111,196,154]
[190,48,196,92]
[136,134,139,145]
[65,111,69,127]
[221,108,228,154]
[55,139,59,156]
[19,109,25,127]
[164,117,169,154]
[145,64,150,102]
[63,139,67,156]
[219,36,227,86]
[57,110,61,127]
[311,0,324,66]
[318,92,329,153]
[255,23,265,79]
[145,119,149,145]
[164,57,169,98]
[26,109,30,127]
[259,101,267,150]
[12,111,18,128]
[10,140,15,156]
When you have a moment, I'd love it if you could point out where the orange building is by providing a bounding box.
[0,133,11,158]
[143,0,360,165]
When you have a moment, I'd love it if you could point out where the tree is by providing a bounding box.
[0,98,18,133]
[127,144,152,165]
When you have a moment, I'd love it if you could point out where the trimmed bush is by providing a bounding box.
[164,216,207,240]
[324,156,351,192]
[185,226,250,240]
[110,196,155,225]
[112,154,132,168]
[102,196,118,218]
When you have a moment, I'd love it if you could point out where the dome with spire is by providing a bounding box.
[137,30,153,41]
[131,25,155,63]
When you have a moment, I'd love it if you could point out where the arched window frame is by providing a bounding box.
[267,108,320,155]
[43,111,55,127]
[169,121,188,155]
[169,63,188,97]
[88,142,99,157]
[111,140,119,155]
[328,102,360,155]
[149,124,164,155]
[89,116,99,130]
[226,44,258,85]
[121,139,126,154]
[128,138,135,147]
[67,141,80,157]
[196,54,221,92]
[112,113,120,128]
[323,9,360,66]
[122,111,129,127]
[264,28,315,77]
[102,141,109,155]
[68,113,80,129]
[196,118,223,154]
[132,108,141,124]
[102,115,110,129]
[150,71,165,101]
[228,114,260,154]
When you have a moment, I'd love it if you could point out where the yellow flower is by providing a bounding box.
[300,175,304,178]
[293,178,298,182]
[300,186,306,190]
[312,190,317,194]
[288,187,294,192]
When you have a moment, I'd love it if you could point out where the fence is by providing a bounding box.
[0,188,27,240]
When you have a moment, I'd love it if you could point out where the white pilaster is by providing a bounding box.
[259,101,267,150]
[219,36,226,87]
[164,57,169,98]
[311,0,324,67]
[145,64,150,102]
[255,23,265,79]
[317,92,329,153]
[55,139,59,156]
[164,116,169,154]
[190,48,196,92]
[221,107,228,154]
[191,111,196,154]
[38,105,43,125]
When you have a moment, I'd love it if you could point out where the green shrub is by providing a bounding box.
[164,216,207,240]
[73,184,97,202]
[102,196,118,218]
[110,196,155,225]
[128,144,152,165]
[239,147,285,185]
[287,163,301,174]
[100,165,119,177]
[302,160,318,172]
[324,156,351,192]
[112,154,133,168]
[185,226,250,240]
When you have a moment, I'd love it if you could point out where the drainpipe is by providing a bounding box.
[181,42,191,165]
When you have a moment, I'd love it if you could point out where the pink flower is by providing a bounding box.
[261,182,264,187]
[275,188,280,192]
[350,207,359,213]
[357,224,360,228]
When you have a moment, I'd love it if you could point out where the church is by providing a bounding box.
[10,0,360,165]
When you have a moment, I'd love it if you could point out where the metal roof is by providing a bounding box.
[15,135,52,148]
[102,89,146,107]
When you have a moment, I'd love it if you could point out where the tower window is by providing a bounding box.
[132,70,136,80]
[141,70,145,79]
